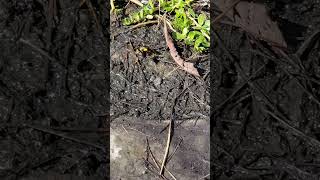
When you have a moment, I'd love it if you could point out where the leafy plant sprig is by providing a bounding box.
[122,0,156,25]
[122,0,210,52]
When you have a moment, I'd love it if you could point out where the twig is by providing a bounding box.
[159,119,173,175]
[51,127,109,132]
[296,30,320,58]
[79,0,86,7]
[19,38,59,64]
[130,0,143,7]
[127,127,152,137]
[24,124,106,152]
[143,158,169,180]
[199,173,210,179]
[113,20,159,38]
[166,137,182,164]
[147,138,177,180]
[263,109,320,148]
[146,138,161,169]
[163,66,179,79]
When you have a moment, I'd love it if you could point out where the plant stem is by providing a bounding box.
[185,12,210,40]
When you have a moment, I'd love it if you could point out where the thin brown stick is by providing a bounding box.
[166,137,182,164]
[25,124,106,152]
[159,119,173,175]
[130,0,143,7]
[143,158,169,180]
[147,139,161,169]
[199,174,210,179]
[79,0,86,7]
[264,109,320,148]
[147,138,177,180]
[51,127,108,132]
[296,30,320,58]
[113,20,159,38]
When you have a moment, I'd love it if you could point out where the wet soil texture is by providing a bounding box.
[1,0,320,179]
[0,1,109,179]
[110,0,210,179]
[212,0,320,180]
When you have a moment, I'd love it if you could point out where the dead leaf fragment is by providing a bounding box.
[214,0,287,48]
[163,21,200,77]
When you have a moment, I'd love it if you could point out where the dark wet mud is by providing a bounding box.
[212,1,320,179]
[110,0,210,179]
[0,1,109,179]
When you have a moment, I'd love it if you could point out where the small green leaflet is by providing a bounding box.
[123,0,210,52]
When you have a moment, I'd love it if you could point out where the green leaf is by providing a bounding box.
[201,38,210,47]
[188,8,195,17]
[172,17,184,31]
[175,32,186,40]
[122,19,130,25]
[187,31,198,40]
[164,6,173,11]
[139,10,144,17]
[194,35,204,46]
[159,0,164,6]
[185,0,193,6]
[198,13,206,26]
[204,20,210,27]
[192,26,202,30]
[200,29,207,35]
[194,35,205,51]
[148,0,154,8]
[123,0,209,52]
[175,8,184,17]
[185,32,195,45]
[182,27,189,35]
[177,0,185,8]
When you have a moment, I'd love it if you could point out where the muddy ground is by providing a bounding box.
[0,0,109,179]
[212,0,320,180]
[1,0,320,179]
[110,0,210,179]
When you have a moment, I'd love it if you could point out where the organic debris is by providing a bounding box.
[163,19,201,77]
[214,0,287,48]
[212,0,320,179]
